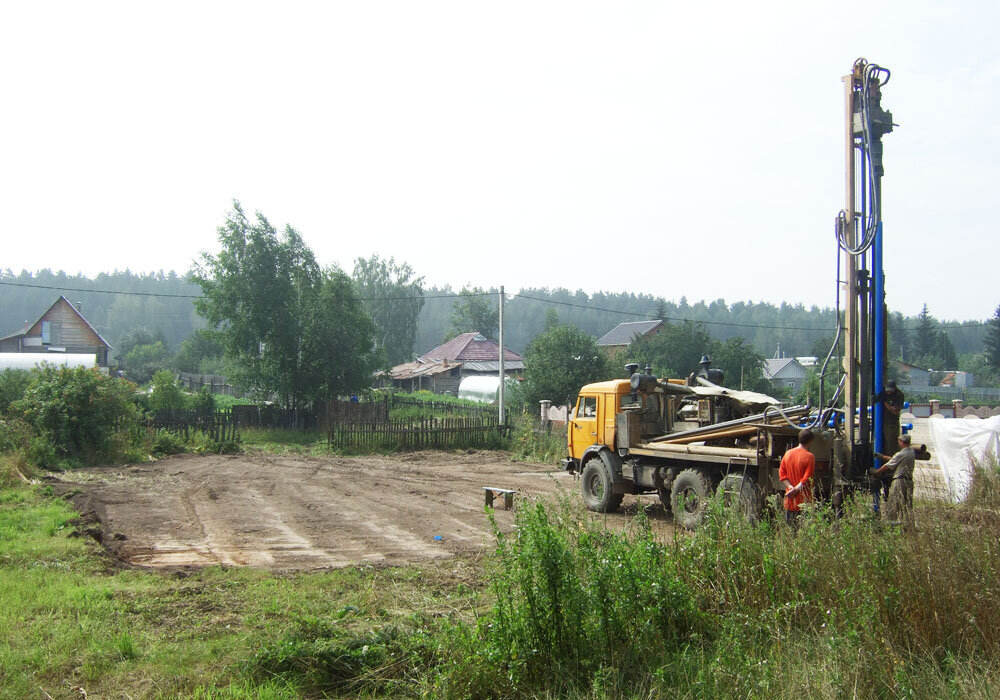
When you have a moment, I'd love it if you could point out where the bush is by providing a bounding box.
[452,502,704,695]
[0,369,32,416]
[11,366,142,464]
[148,369,187,414]
[150,430,186,457]
[0,417,32,455]
[188,386,217,416]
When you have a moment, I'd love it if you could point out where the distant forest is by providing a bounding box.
[0,269,990,362]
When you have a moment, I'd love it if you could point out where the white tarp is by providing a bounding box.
[457,375,518,404]
[0,353,97,371]
[928,415,1000,502]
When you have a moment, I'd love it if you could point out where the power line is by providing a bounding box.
[512,293,839,332]
[0,280,202,298]
[510,294,990,332]
[2,279,989,333]
[0,280,489,303]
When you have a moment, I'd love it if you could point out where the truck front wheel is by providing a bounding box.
[581,458,623,513]
[671,468,713,529]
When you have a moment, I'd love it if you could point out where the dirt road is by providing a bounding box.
[53,450,672,571]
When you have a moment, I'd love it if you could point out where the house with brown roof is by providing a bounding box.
[0,296,112,368]
[386,332,523,395]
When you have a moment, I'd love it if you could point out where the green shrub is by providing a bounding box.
[148,369,187,414]
[11,366,142,464]
[0,417,32,455]
[189,431,241,455]
[451,502,704,695]
[150,430,186,457]
[0,369,32,416]
[188,386,217,416]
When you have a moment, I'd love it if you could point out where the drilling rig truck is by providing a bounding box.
[562,59,928,528]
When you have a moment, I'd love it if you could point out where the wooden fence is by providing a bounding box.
[147,410,239,443]
[387,395,499,417]
[328,416,510,450]
[176,372,247,398]
[231,405,326,430]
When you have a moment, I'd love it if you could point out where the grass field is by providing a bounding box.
[0,486,482,699]
[5,459,1000,699]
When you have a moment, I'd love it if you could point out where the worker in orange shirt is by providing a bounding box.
[779,428,816,527]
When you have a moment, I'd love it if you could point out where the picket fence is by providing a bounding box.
[328,416,510,450]
[147,410,239,443]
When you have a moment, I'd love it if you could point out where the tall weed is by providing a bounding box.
[431,491,1000,698]
[509,412,565,464]
[232,487,1000,698]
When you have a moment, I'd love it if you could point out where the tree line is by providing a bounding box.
[3,202,998,401]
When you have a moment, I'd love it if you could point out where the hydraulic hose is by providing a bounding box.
[764,404,810,429]
[836,60,890,258]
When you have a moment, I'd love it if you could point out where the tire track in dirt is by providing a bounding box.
[55,451,584,570]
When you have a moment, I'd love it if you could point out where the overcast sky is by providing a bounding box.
[1,1,996,321]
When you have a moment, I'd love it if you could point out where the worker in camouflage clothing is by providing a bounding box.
[871,433,916,528]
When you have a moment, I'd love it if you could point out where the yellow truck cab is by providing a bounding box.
[566,379,633,466]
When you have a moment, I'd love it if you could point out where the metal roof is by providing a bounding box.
[596,320,663,347]
[388,360,460,380]
[0,323,31,342]
[461,360,525,372]
[763,357,805,379]
[420,332,522,362]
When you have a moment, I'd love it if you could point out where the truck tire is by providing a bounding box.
[581,458,623,513]
[656,467,678,514]
[720,471,763,524]
[671,468,713,530]
[657,485,672,513]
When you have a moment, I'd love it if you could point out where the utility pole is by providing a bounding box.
[498,285,505,424]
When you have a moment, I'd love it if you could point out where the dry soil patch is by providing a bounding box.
[53,451,673,571]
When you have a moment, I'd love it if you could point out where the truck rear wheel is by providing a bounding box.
[720,471,762,524]
[581,458,623,513]
[671,468,713,529]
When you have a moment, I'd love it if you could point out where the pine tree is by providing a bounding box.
[914,303,938,361]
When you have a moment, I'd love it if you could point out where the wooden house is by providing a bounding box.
[0,296,112,368]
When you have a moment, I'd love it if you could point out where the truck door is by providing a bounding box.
[570,394,599,459]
